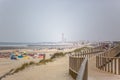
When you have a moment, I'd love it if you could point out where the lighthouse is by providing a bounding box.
[62,33,66,43]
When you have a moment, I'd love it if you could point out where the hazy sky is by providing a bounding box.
[0,0,120,42]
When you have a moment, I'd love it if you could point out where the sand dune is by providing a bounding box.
[2,55,74,80]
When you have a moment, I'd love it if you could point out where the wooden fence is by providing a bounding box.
[96,45,120,75]
[96,56,120,74]
[69,56,86,79]
[69,47,102,80]
[76,58,88,80]
[72,47,103,58]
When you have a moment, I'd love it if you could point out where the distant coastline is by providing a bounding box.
[0,42,74,50]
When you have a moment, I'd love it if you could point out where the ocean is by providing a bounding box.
[0,42,73,50]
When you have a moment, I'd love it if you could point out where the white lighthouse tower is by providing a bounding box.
[62,33,64,42]
[62,33,66,43]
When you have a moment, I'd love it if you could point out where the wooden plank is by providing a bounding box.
[118,59,120,75]
[108,58,110,72]
[114,58,117,74]
[111,59,113,73]
[104,58,107,71]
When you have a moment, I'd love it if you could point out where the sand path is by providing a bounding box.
[88,56,120,80]
[2,55,74,80]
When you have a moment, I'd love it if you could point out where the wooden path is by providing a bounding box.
[88,56,120,80]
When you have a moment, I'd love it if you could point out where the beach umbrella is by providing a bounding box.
[23,56,29,59]
[38,54,45,59]
[18,54,23,58]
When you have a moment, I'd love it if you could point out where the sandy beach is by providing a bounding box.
[0,48,75,80]
[2,55,74,80]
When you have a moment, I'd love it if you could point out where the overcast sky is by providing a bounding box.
[0,0,120,42]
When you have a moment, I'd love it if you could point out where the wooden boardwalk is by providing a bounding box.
[88,56,120,80]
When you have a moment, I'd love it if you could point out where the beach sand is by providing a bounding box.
[2,55,74,80]
[0,58,41,77]
[0,49,74,80]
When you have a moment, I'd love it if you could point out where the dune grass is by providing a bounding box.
[11,52,67,74]
[1,48,83,77]
[50,52,65,59]
[0,48,82,79]
[11,61,36,74]
[73,47,91,53]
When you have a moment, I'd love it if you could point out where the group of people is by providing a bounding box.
[0,52,45,60]
[9,52,45,60]
[0,52,10,58]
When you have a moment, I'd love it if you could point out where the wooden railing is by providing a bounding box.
[72,47,103,58]
[96,45,120,75]
[69,56,86,79]
[76,58,88,80]
[69,47,102,80]
[96,56,120,74]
